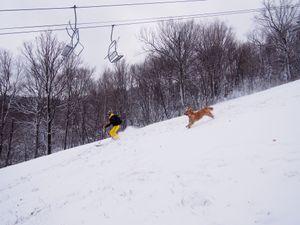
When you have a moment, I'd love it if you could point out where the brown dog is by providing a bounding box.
[184,106,214,128]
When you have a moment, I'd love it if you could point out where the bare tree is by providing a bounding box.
[17,68,46,158]
[255,0,299,81]
[129,56,173,125]
[59,56,82,149]
[111,61,129,126]
[22,32,65,155]
[0,50,19,159]
[194,21,237,103]
[74,67,94,145]
[140,21,197,110]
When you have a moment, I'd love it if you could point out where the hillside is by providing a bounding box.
[1,81,300,225]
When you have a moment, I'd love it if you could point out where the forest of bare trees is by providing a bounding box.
[0,0,299,167]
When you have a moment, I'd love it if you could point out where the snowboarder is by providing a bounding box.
[103,111,122,140]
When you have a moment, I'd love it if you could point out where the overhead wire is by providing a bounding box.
[78,8,266,28]
[0,4,299,36]
[0,7,267,36]
[0,0,207,12]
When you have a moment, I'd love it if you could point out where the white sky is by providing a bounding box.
[0,0,263,75]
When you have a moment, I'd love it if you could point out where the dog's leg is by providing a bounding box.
[186,120,193,128]
[207,111,214,119]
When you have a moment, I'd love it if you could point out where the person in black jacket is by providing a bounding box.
[103,111,122,139]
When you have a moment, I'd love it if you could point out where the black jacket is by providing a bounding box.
[105,114,122,128]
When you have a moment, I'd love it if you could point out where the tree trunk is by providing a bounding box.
[0,94,6,156]
[63,97,71,150]
[81,103,87,145]
[47,94,52,155]
[34,120,40,158]
[5,119,14,167]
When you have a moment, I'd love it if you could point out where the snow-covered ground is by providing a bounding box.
[1,81,300,225]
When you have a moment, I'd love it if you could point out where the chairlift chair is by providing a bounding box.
[61,5,84,58]
[105,25,123,63]
[107,40,123,63]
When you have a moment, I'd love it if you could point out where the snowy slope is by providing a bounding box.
[1,81,300,225]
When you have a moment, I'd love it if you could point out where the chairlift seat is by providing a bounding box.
[62,44,74,57]
[110,53,123,63]
[107,40,123,63]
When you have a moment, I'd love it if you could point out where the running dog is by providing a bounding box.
[184,106,214,128]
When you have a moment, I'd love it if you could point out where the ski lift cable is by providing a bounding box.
[0,21,113,32]
[0,8,265,31]
[78,0,208,9]
[1,5,300,36]
[0,8,267,35]
[2,3,300,31]
[0,0,207,13]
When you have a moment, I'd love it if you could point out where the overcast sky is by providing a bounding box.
[0,0,263,75]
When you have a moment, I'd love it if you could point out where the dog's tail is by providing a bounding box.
[206,106,213,110]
